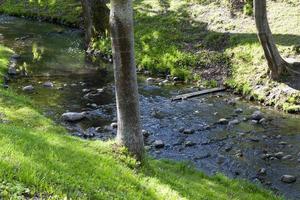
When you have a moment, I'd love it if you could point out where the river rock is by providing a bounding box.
[218,118,228,125]
[43,81,54,88]
[8,66,17,75]
[184,141,196,147]
[142,130,150,138]
[153,140,164,148]
[146,77,155,83]
[258,168,267,176]
[183,129,195,134]
[22,85,34,92]
[228,119,239,126]
[281,175,297,183]
[234,108,243,114]
[251,111,264,121]
[61,112,86,122]
[111,122,118,129]
[274,152,284,159]
[282,155,292,160]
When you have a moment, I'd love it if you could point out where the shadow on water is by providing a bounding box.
[0,15,300,199]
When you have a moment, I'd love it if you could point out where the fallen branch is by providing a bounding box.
[171,87,226,101]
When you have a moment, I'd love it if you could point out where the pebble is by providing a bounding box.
[234,108,243,114]
[43,81,54,88]
[251,111,264,121]
[274,152,284,159]
[258,168,267,176]
[111,122,118,129]
[282,155,293,160]
[22,85,34,92]
[184,141,196,147]
[281,175,297,183]
[218,118,228,125]
[61,112,86,122]
[153,140,165,148]
[183,129,195,134]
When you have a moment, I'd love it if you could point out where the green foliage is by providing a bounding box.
[0,0,82,26]
[243,0,253,16]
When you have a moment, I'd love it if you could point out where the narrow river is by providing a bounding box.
[1,15,299,199]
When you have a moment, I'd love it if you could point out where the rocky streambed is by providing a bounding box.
[1,15,300,199]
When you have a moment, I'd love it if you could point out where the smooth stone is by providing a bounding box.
[142,130,150,138]
[258,168,267,176]
[8,67,17,75]
[282,155,292,160]
[184,141,196,147]
[259,118,266,124]
[251,111,264,121]
[183,129,195,134]
[146,77,155,83]
[22,85,34,92]
[218,118,228,125]
[61,112,86,122]
[274,152,284,159]
[153,140,164,148]
[281,175,297,183]
[178,127,185,133]
[43,81,54,88]
[111,122,118,129]
[228,119,239,126]
[279,141,288,145]
[234,108,243,114]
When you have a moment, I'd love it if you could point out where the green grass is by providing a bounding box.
[0,0,82,26]
[0,44,281,199]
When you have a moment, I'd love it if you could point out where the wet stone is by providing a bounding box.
[153,140,165,148]
[234,108,243,114]
[251,110,264,121]
[258,168,267,176]
[193,153,211,160]
[274,152,284,159]
[282,155,292,160]
[61,112,86,122]
[183,129,195,134]
[218,118,228,125]
[43,81,54,88]
[281,175,297,183]
[22,85,34,92]
[110,122,118,129]
[184,141,196,147]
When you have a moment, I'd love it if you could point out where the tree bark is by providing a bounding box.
[81,0,109,48]
[254,0,300,79]
[110,0,144,160]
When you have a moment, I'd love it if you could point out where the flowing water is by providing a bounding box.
[1,15,300,199]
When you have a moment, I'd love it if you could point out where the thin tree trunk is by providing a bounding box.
[81,0,109,48]
[110,0,144,160]
[254,0,289,79]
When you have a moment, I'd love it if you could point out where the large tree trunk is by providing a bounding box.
[254,0,300,79]
[110,0,144,160]
[81,0,109,48]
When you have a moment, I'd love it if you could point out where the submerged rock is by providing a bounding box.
[281,175,297,183]
[61,112,86,122]
[111,122,118,129]
[43,81,54,88]
[153,140,165,148]
[251,111,264,121]
[22,85,34,92]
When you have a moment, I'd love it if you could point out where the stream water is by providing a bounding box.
[1,15,300,199]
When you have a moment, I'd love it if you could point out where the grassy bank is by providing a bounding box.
[0,0,82,26]
[0,45,281,199]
